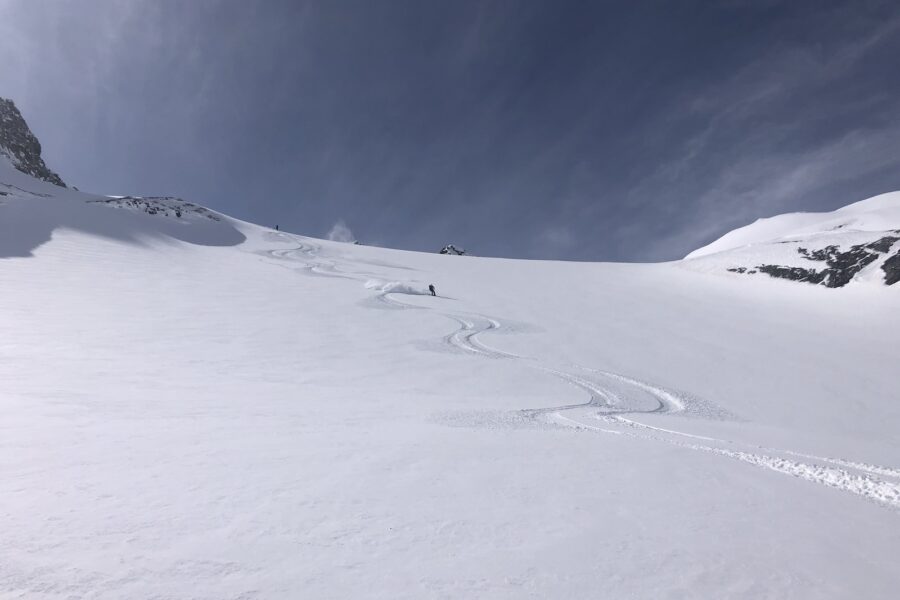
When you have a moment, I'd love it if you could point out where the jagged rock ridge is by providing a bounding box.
[0,97,66,187]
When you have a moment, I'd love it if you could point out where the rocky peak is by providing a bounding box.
[0,97,66,187]
[440,244,466,256]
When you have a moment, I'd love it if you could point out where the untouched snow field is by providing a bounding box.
[2,159,899,599]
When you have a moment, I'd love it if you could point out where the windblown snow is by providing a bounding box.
[1,153,899,598]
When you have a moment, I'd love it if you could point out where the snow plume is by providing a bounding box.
[364,279,428,295]
[326,219,356,243]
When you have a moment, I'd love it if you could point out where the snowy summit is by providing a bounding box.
[685,193,900,287]
[1,99,899,599]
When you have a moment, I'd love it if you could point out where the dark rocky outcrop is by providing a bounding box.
[731,234,900,287]
[882,252,900,286]
[0,97,66,187]
[440,244,466,256]
[756,265,828,285]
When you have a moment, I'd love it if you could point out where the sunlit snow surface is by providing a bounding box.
[2,159,899,599]
[686,191,900,259]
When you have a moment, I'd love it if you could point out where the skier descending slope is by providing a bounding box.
[429,284,436,296]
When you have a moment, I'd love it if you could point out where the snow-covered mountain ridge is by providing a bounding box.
[685,193,900,287]
[2,104,899,599]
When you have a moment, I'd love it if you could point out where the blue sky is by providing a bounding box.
[2,1,899,261]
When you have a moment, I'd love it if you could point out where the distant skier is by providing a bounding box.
[275,225,279,231]
[429,284,436,297]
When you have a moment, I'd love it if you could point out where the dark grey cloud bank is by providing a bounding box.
[2,0,899,261]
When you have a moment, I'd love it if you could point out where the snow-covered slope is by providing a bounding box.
[2,144,899,596]
[688,192,900,258]
[0,159,245,259]
[685,193,900,287]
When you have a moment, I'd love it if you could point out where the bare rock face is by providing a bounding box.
[0,97,66,187]
[729,234,900,287]
[882,252,900,286]
[687,192,900,288]
[440,244,466,256]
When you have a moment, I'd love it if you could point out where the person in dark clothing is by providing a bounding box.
[429,284,436,297]
[275,225,279,231]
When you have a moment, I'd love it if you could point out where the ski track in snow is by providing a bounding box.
[593,415,900,508]
[262,236,900,510]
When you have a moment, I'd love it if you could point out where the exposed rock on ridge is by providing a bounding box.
[88,196,223,221]
[689,192,900,288]
[0,97,66,187]
[726,234,900,287]
[440,244,466,256]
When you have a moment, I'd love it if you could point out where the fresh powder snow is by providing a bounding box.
[2,153,899,599]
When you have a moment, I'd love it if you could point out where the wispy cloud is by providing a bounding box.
[625,7,900,260]
[2,2,898,262]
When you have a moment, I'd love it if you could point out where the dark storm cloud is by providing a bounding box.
[2,0,899,261]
